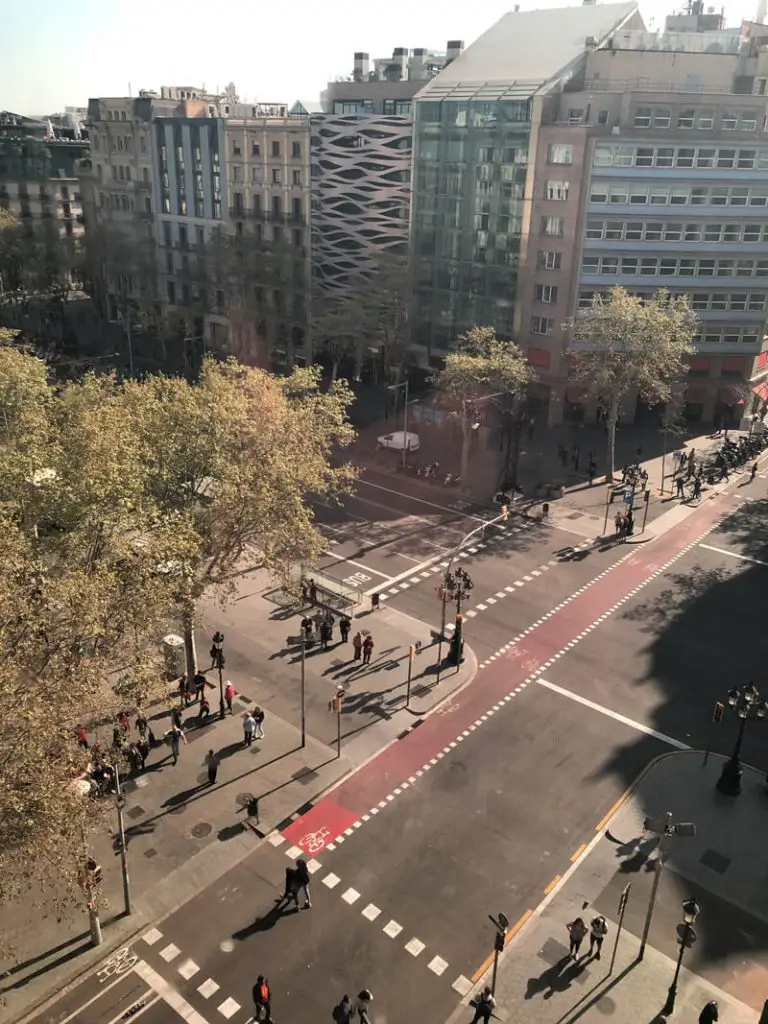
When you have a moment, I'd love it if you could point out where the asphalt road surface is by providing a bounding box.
[33,482,766,1024]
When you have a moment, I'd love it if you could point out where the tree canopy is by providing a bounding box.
[431,326,536,481]
[566,287,697,479]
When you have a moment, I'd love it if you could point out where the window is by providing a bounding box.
[272,168,282,184]
[678,109,695,129]
[142,166,149,182]
[531,316,554,335]
[645,223,662,241]
[534,284,558,303]
[629,186,648,205]
[634,107,652,128]
[271,140,281,158]
[625,221,643,240]
[698,259,715,276]
[251,141,260,157]
[635,148,654,167]
[140,136,146,153]
[640,258,657,276]
[292,169,302,186]
[653,108,671,128]
[650,186,668,205]
[723,224,740,242]
[738,150,756,168]
[711,293,728,310]
[589,186,608,203]
[167,280,175,303]
[676,148,695,168]
[670,188,688,206]
[696,148,715,168]
[546,181,569,200]
[541,216,564,236]
[538,250,562,269]
[717,149,736,168]
[655,148,674,168]
[730,187,748,206]
[272,195,282,216]
[252,166,261,183]
[692,294,709,311]
[659,258,677,276]
[606,221,624,239]
[232,164,242,182]
[598,110,609,125]
[684,223,700,241]
[609,186,628,204]
[293,229,302,247]
[291,198,302,221]
[730,293,748,310]
[547,143,572,164]
[601,256,619,275]
[696,109,714,129]
[272,225,282,243]
[621,257,638,274]
[585,221,603,240]
[292,141,301,159]
[741,111,758,130]
[679,259,696,277]
[253,194,262,213]
[722,111,738,130]
[582,256,599,273]
[233,142,242,156]
[117,136,124,151]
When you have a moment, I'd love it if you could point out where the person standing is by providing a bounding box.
[136,736,150,771]
[252,975,272,1022]
[587,453,596,486]
[567,917,588,959]
[320,620,331,651]
[333,994,354,1024]
[224,680,235,713]
[254,706,265,740]
[676,474,685,498]
[308,578,318,605]
[135,711,148,739]
[204,749,219,785]
[699,1000,719,1024]
[470,986,496,1024]
[301,615,314,642]
[166,724,186,765]
[362,634,374,665]
[243,712,256,747]
[589,915,608,960]
[352,631,363,661]
[572,443,580,472]
[614,511,623,537]
[339,615,351,643]
[356,990,373,1024]
[693,475,702,501]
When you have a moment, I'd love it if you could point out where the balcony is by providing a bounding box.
[229,206,297,223]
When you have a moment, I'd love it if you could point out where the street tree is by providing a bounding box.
[122,359,356,673]
[312,294,366,382]
[566,287,697,481]
[431,326,536,482]
[0,343,181,930]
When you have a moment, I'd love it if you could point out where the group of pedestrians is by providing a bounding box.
[556,443,597,483]
[243,707,266,746]
[566,914,608,961]
[299,610,374,665]
[613,508,635,540]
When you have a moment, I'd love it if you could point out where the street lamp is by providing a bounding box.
[662,897,701,1017]
[387,379,410,471]
[639,812,696,960]
[716,681,767,796]
[447,567,473,668]
[210,631,226,720]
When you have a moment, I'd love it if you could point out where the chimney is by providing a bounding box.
[446,40,464,61]
[410,48,427,80]
[353,52,370,82]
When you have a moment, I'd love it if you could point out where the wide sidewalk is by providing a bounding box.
[1,574,476,1024]
[451,751,768,1024]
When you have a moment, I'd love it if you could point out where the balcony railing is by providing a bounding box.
[229,207,305,224]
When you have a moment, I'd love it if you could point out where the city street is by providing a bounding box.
[27,479,768,1024]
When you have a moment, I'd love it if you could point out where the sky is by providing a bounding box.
[1,0,761,116]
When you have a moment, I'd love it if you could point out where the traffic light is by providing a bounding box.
[500,504,509,522]
[712,700,724,723]
[494,930,506,953]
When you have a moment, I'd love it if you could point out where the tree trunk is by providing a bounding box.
[459,415,472,482]
[182,608,198,678]
[607,393,620,483]
[330,359,339,383]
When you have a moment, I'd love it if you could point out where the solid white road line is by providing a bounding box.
[320,550,393,580]
[698,542,768,568]
[134,960,212,1024]
[537,678,689,750]
[358,478,489,523]
[56,973,133,1024]
[104,992,159,1024]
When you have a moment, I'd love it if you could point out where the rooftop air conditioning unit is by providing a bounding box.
[611,125,621,134]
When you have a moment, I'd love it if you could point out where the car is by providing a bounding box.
[377,431,420,452]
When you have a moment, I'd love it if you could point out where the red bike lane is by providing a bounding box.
[282,492,732,852]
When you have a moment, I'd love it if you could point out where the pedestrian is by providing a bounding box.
[339,615,351,643]
[588,915,608,960]
[204,749,219,785]
[675,474,685,498]
[308,578,318,605]
[571,443,580,471]
[567,916,588,959]
[687,458,696,480]
[323,608,335,631]
[320,620,331,651]
[76,725,89,750]
[693,475,702,501]
[224,680,235,713]
[112,724,123,751]
[614,510,623,536]
[136,736,150,770]
[193,671,207,701]
[626,509,634,536]
[118,711,130,735]
[333,994,354,1024]
[356,990,373,1024]
[557,443,567,467]
[178,674,188,706]
[301,615,313,642]
[750,461,758,482]
[135,711,148,739]
[252,975,272,1023]
[197,694,211,720]
[352,631,363,661]
[699,1000,719,1024]
[528,415,535,440]
[371,592,381,611]
[165,724,186,765]
[254,706,265,739]
[470,985,496,1024]
[127,743,143,775]
[588,454,596,486]
[362,634,374,665]
[243,712,256,746]
[171,705,183,730]
[292,857,311,909]
[300,577,309,604]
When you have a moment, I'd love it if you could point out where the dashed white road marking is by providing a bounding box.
[217,996,241,1019]
[405,937,426,957]
[342,887,361,904]
[428,955,450,976]
[142,928,163,946]
[383,920,403,938]
[268,833,286,847]
[453,975,474,996]
[177,959,200,980]
[362,903,381,921]
[159,943,181,963]
[198,979,220,999]
[285,844,303,860]
[322,873,341,889]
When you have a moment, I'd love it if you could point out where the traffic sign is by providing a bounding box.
[624,491,634,505]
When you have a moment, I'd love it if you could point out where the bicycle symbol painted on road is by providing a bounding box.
[97,946,137,983]
[298,826,331,854]
[435,702,460,716]
[522,658,540,675]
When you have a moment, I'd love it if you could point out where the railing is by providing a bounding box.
[229,207,305,224]
[575,78,754,95]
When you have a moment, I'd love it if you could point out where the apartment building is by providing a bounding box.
[0,112,87,244]
[410,2,768,425]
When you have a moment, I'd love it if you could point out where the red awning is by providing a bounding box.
[689,356,711,371]
[565,386,587,404]
[685,387,707,404]
[718,386,744,406]
[753,381,768,402]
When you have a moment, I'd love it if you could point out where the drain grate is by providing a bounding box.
[700,848,730,874]
[191,822,212,838]
[143,848,157,859]
[126,805,145,820]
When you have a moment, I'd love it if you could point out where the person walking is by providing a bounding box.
[291,857,311,909]
[197,693,211,720]
[675,474,685,498]
[470,985,496,1024]
[699,1000,719,1024]
[254,706,265,740]
[136,736,150,770]
[352,631,363,661]
[750,461,758,482]
[204,749,219,785]
[626,509,635,536]
[339,615,351,643]
[333,994,354,1024]
[252,975,272,1023]
[301,615,313,642]
[135,711,149,739]
[320,620,331,651]
[588,453,596,486]
[614,511,623,537]
[567,916,588,959]
[243,712,256,747]
[588,915,608,960]
[693,474,702,501]
[165,724,186,765]
[362,634,374,665]
[356,990,373,1024]
[171,706,183,730]
[222,680,234,713]
[308,578,318,605]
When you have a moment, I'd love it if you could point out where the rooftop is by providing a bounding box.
[415,2,641,100]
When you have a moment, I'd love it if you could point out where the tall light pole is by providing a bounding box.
[113,763,132,916]
[662,897,701,1017]
[639,812,696,960]
[286,630,308,748]
[716,681,767,795]
[211,631,226,720]
[387,378,410,471]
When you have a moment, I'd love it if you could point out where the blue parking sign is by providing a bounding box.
[624,491,634,505]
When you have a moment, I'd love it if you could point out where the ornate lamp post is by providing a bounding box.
[662,897,701,1017]
[715,681,767,796]
[447,567,473,666]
